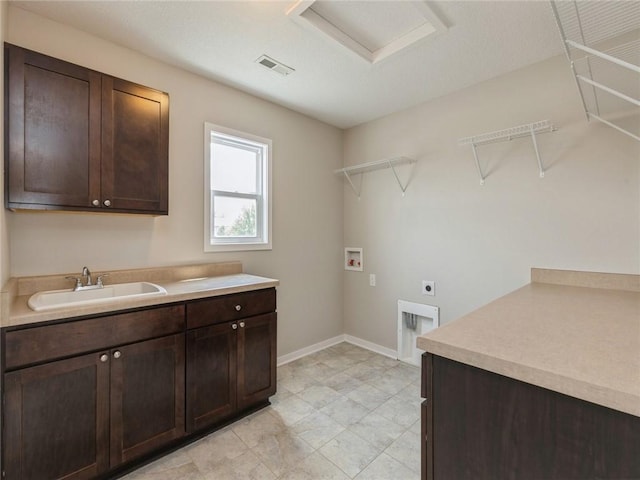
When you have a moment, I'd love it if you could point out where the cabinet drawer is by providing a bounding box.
[187,288,276,329]
[4,305,185,370]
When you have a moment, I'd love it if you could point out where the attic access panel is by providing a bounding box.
[286,0,447,64]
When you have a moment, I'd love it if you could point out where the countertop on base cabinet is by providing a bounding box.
[417,268,639,417]
[2,261,279,328]
[417,268,640,480]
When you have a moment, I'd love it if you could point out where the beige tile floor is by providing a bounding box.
[122,342,421,480]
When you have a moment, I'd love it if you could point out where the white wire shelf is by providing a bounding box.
[551,0,640,143]
[458,120,555,146]
[458,120,556,185]
[334,156,416,198]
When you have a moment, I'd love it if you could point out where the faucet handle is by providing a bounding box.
[96,274,109,287]
[65,276,82,291]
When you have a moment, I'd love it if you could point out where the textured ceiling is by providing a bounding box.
[10,1,565,129]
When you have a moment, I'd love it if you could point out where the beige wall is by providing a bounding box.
[6,7,345,356]
[342,55,640,350]
[5,7,640,358]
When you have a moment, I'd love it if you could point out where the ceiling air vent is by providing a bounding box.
[255,55,295,76]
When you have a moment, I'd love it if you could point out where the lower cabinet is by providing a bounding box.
[186,313,277,432]
[236,313,277,409]
[3,333,184,480]
[421,353,640,480]
[109,334,185,466]
[1,288,277,480]
[186,320,237,430]
[4,352,110,480]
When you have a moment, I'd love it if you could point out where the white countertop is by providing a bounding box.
[417,269,640,417]
[2,263,279,328]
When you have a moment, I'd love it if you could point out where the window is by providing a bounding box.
[204,123,272,251]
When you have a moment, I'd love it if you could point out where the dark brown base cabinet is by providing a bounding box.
[4,352,111,480]
[109,335,185,467]
[186,313,277,432]
[186,290,277,433]
[1,288,277,480]
[421,353,640,480]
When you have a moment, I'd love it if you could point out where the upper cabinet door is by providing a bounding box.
[5,43,169,215]
[101,77,169,214]
[5,44,102,210]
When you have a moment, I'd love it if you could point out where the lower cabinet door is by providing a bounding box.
[3,352,110,480]
[186,321,237,432]
[109,333,185,467]
[237,313,277,410]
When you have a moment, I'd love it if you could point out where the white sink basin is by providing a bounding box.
[28,282,168,311]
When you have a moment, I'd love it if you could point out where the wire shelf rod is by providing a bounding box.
[576,74,640,107]
[335,156,416,198]
[334,156,415,175]
[587,112,640,143]
[570,61,591,122]
[554,1,640,46]
[573,39,640,64]
[551,0,640,144]
[458,120,554,146]
[459,120,555,185]
[605,39,640,59]
[565,40,640,74]
[550,1,572,60]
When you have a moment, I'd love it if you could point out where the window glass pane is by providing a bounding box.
[212,195,258,238]
[204,122,271,251]
[211,140,259,194]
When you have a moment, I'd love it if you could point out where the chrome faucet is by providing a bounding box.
[82,266,93,286]
[67,266,107,291]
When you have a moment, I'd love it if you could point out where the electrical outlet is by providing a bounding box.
[422,280,435,296]
[369,274,376,287]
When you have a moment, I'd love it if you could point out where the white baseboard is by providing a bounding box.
[277,334,398,366]
[343,335,398,359]
[277,335,346,366]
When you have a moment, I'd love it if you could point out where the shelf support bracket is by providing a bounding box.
[530,125,545,178]
[387,159,412,196]
[336,156,416,198]
[471,143,485,185]
[342,170,363,199]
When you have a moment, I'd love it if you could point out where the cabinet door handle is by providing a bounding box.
[100,354,109,363]
[92,199,100,207]
[113,350,122,359]
[239,321,245,328]
[231,323,238,330]
[235,305,242,311]
[103,199,112,207]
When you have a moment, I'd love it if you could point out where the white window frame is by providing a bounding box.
[204,122,272,252]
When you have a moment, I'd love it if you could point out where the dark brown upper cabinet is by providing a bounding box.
[4,43,169,215]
